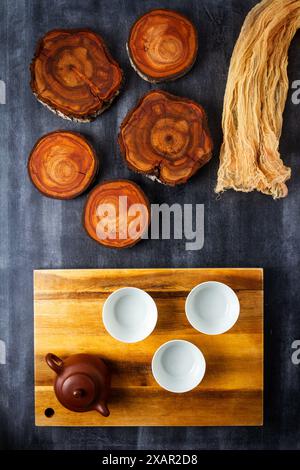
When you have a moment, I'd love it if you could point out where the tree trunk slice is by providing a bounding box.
[28,131,99,199]
[127,9,198,83]
[83,180,150,248]
[30,29,123,122]
[118,90,213,185]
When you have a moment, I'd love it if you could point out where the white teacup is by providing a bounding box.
[152,340,206,393]
[102,287,158,343]
[185,281,240,335]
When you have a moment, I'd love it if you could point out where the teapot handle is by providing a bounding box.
[46,353,63,374]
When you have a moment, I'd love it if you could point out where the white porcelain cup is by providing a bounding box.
[185,281,240,335]
[152,340,206,393]
[102,287,158,343]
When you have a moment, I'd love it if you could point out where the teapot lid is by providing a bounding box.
[60,373,96,411]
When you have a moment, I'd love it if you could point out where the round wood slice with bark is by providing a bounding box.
[28,131,98,199]
[30,29,123,122]
[118,90,213,185]
[127,9,198,82]
[83,180,150,248]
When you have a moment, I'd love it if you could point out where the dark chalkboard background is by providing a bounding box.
[1,0,300,450]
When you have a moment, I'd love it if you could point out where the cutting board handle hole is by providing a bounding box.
[45,408,55,418]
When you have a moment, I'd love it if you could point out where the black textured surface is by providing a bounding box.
[1,0,300,450]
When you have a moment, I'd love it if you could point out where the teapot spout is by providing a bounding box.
[95,401,110,417]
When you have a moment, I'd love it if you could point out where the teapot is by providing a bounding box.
[46,353,111,417]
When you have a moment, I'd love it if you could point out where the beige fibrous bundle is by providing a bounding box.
[216,0,300,198]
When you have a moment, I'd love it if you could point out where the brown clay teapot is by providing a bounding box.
[46,353,111,417]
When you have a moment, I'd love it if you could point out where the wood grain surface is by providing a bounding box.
[34,268,263,426]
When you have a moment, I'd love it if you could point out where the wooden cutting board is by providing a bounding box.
[34,268,263,426]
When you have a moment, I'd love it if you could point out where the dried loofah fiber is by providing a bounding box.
[216,0,300,198]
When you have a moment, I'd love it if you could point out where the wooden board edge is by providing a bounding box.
[33,267,264,292]
[262,275,264,426]
[34,267,264,274]
[34,269,42,425]
[35,422,264,427]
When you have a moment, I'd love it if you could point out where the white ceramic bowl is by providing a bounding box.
[102,287,158,343]
[151,340,206,393]
[185,281,240,335]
